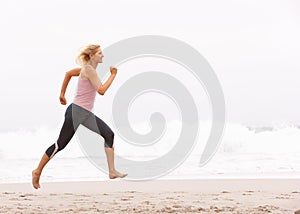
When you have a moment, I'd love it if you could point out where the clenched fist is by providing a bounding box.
[110,66,118,75]
[60,94,67,105]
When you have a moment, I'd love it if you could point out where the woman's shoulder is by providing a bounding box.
[82,64,96,73]
[81,65,96,79]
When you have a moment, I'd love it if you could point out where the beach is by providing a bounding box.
[0,179,299,213]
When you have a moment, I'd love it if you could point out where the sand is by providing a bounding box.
[0,179,299,213]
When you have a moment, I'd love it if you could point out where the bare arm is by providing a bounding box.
[86,66,117,96]
[98,73,117,95]
[59,68,81,105]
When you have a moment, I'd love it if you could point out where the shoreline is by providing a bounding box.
[1,178,300,193]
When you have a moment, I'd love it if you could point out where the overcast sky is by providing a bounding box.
[0,0,299,132]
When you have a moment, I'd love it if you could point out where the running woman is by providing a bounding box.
[32,44,127,189]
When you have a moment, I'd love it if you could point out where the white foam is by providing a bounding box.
[0,121,299,183]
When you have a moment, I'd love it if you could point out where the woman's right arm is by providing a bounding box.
[59,68,81,105]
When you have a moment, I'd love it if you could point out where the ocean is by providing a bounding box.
[1,121,300,183]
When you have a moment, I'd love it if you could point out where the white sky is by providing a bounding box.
[0,0,299,132]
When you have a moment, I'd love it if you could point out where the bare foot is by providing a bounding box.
[109,169,128,179]
[32,170,41,189]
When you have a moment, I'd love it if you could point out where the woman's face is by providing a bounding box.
[92,48,104,63]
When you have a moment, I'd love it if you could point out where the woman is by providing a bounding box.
[32,44,127,189]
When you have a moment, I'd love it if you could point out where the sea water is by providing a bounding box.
[0,121,300,183]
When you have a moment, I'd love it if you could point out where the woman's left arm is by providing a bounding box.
[59,68,81,105]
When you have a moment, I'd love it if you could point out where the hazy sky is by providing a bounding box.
[0,0,299,132]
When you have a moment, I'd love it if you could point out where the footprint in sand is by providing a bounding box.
[9,197,19,201]
[63,193,73,195]
[2,192,15,195]
[275,196,291,199]
[256,205,280,212]
[142,201,150,205]
[242,193,252,196]
[77,194,89,197]
[274,193,292,199]
[292,191,300,194]
[121,198,130,201]
[166,197,174,199]
[125,191,137,193]
[243,190,254,195]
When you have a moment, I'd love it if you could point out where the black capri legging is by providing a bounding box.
[45,103,114,158]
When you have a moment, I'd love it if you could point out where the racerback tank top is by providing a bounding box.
[73,75,97,111]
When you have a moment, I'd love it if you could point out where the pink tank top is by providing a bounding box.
[73,75,97,111]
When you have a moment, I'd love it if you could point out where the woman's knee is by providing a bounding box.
[105,130,114,141]
[104,130,114,147]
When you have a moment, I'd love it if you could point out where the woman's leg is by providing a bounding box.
[82,113,127,179]
[32,104,78,189]
[104,147,128,179]
[32,153,50,189]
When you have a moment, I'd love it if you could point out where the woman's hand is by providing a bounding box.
[60,94,67,105]
[110,66,118,75]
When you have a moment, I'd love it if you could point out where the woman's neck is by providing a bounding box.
[87,61,98,69]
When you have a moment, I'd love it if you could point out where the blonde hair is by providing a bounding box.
[76,44,100,66]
